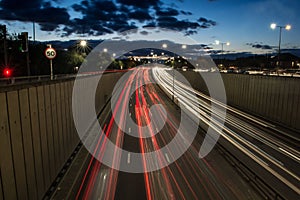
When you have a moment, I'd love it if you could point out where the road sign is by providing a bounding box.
[45,47,56,59]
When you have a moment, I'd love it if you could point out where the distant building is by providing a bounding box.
[270,53,300,68]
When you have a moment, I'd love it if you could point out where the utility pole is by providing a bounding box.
[33,21,36,43]
[0,25,8,66]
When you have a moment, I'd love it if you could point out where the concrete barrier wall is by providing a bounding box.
[180,71,300,131]
[0,72,124,200]
[0,80,78,200]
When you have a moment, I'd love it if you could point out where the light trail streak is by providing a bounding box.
[76,67,284,199]
[153,67,300,195]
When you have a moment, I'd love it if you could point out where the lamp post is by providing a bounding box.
[270,23,291,67]
[215,40,230,68]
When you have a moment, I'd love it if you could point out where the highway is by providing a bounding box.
[153,67,300,199]
[72,67,265,200]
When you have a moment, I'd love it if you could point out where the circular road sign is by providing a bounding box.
[45,47,56,59]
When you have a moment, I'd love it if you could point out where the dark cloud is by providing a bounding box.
[198,17,217,27]
[0,0,70,31]
[158,16,199,30]
[206,50,223,55]
[246,43,273,50]
[128,9,153,22]
[155,16,216,35]
[0,0,41,10]
[65,0,215,36]
[143,22,157,28]
[180,10,192,15]
[156,8,179,17]
[140,30,149,35]
[185,30,197,35]
[116,0,161,9]
[0,0,217,37]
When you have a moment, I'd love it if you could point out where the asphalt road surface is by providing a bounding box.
[73,67,265,200]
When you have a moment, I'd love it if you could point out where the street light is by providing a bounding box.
[215,40,230,53]
[77,40,89,55]
[80,40,87,47]
[215,40,230,68]
[270,23,292,67]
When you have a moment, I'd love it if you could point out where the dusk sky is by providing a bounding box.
[0,0,299,55]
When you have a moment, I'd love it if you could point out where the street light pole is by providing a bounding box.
[278,26,282,61]
[215,40,230,68]
[270,23,291,67]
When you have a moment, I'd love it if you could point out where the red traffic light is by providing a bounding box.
[3,68,12,77]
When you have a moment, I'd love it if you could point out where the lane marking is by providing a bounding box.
[127,153,131,164]
[165,153,170,163]
[128,127,131,133]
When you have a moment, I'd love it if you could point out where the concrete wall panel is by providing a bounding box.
[0,93,17,200]
[277,79,286,123]
[50,84,60,174]
[55,83,64,167]
[291,80,300,128]
[37,86,51,188]
[60,83,67,161]
[29,87,45,198]
[63,82,71,156]
[0,174,3,200]
[44,85,56,181]
[286,80,294,126]
[7,91,29,200]
[261,77,268,117]
[19,89,38,200]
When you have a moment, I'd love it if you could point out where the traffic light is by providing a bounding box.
[18,32,28,52]
[3,68,12,77]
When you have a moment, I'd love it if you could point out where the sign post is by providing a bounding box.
[45,44,56,80]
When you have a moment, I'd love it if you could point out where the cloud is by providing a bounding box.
[156,16,215,35]
[128,9,153,22]
[180,10,192,15]
[116,0,161,9]
[65,0,217,36]
[156,8,179,17]
[0,0,70,31]
[0,0,217,37]
[198,17,217,27]
[246,43,273,50]
[140,30,149,35]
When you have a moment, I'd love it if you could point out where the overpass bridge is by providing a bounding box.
[0,69,299,200]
